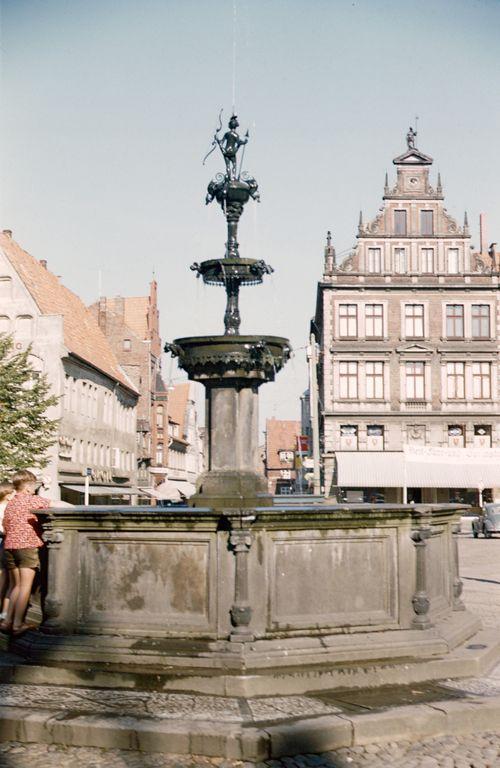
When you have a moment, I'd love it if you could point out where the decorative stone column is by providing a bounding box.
[228,516,255,642]
[451,521,465,611]
[41,527,65,632]
[410,508,433,630]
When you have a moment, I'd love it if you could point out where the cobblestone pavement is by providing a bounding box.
[0,533,499,767]
[0,733,499,767]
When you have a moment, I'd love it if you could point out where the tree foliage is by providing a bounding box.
[0,334,58,476]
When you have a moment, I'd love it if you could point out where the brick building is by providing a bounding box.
[264,418,301,494]
[89,282,167,487]
[314,129,500,504]
[0,230,138,502]
[153,382,204,500]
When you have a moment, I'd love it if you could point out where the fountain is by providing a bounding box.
[166,112,290,514]
[10,116,500,742]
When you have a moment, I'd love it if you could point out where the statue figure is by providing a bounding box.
[407,126,417,149]
[204,112,248,180]
[219,114,248,179]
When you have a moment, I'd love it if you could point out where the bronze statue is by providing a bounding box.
[204,111,248,180]
[219,115,248,179]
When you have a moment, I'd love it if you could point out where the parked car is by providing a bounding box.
[472,504,500,538]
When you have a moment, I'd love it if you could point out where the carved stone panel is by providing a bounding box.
[78,533,216,633]
[425,530,449,613]
[268,529,398,631]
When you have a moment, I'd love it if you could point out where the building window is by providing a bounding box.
[365,362,384,399]
[338,304,357,338]
[367,424,384,450]
[15,315,33,337]
[365,304,383,338]
[156,442,164,465]
[394,210,407,236]
[448,248,459,274]
[367,248,381,273]
[339,361,358,399]
[471,304,490,339]
[405,362,425,400]
[472,362,491,399]
[0,316,10,333]
[446,362,465,399]
[394,248,407,274]
[420,210,434,235]
[278,450,294,462]
[404,304,424,338]
[123,339,131,351]
[340,424,358,451]
[421,248,434,273]
[474,425,492,448]
[156,404,164,427]
[446,304,464,338]
[0,277,12,299]
[448,425,464,448]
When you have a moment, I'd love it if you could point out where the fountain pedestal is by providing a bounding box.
[167,334,290,508]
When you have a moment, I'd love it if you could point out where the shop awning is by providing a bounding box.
[61,485,140,496]
[148,479,196,501]
[336,449,500,489]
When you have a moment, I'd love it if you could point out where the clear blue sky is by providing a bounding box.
[1,0,499,427]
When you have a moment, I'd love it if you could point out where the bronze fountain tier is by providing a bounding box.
[166,113,290,507]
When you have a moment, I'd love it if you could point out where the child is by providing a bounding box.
[1,470,51,636]
[0,481,16,620]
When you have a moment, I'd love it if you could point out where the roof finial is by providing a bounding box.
[463,211,469,234]
[384,172,389,194]
[324,230,336,274]
[437,172,442,195]
[406,126,417,149]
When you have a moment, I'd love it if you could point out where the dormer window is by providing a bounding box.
[420,210,433,236]
[394,210,407,236]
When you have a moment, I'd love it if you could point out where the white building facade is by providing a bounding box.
[314,133,500,504]
[0,231,138,502]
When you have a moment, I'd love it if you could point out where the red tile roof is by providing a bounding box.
[0,233,137,393]
[265,418,301,470]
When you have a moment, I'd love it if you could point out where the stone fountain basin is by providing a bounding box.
[171,334,291,382]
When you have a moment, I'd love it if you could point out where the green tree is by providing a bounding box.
[0,334,58,476]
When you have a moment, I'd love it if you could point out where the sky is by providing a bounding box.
[1,0,499,429]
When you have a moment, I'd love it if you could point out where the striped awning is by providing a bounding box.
[336,451,500,489]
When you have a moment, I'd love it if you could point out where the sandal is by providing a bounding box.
[0,621,12,634]
[11,623,37,637]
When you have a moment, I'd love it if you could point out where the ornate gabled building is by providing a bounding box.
[314,129,500,504]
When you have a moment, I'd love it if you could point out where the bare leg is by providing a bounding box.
[5,569,20,626]
[12,568,36,630]
[0,568,7,614]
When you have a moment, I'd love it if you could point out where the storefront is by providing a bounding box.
[335,446,500,506]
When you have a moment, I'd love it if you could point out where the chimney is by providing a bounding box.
[480,213,487,254]
[2,229,12,238]
[40,259,47,269]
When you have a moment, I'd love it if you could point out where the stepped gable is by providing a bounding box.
[0,232,137,393]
